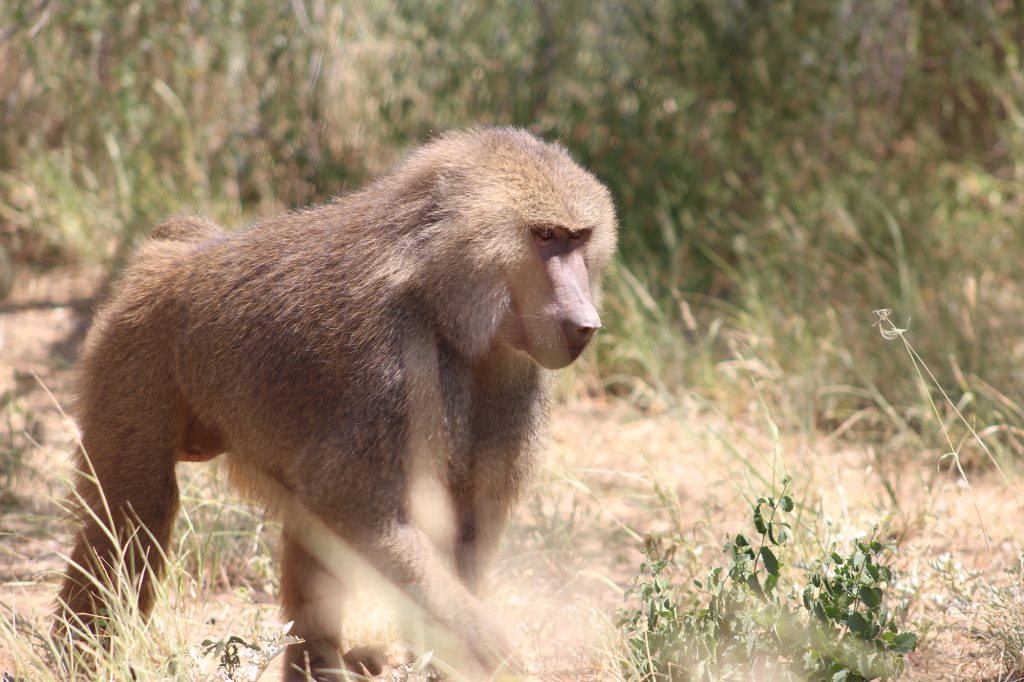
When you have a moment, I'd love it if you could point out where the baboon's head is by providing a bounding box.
[398,128,617,368]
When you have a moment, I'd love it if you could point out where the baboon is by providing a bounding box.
[57,127,617,680]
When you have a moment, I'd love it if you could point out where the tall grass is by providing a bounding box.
[3,0,1024,448]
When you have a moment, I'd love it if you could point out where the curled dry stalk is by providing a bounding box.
[872,308,1020,560]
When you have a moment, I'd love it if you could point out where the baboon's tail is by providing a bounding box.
[150,215,223,243]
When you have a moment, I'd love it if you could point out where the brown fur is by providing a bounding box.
[56,127,617,679]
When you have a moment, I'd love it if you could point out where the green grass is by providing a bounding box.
[5,0,1024,454]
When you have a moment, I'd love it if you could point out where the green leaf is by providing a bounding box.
[746,573,763,597]
[832,670,849,682]
[847,611,870,637]
[780,495,794,512]
[860,586,882,609]
[889,631,918,653]
[760,547,780,576]
[770,523,789,545]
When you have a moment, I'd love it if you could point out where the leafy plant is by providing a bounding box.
[201,634,256,675]
[620,477,917,680]
[197,624,299,681]
[619,552,686,680]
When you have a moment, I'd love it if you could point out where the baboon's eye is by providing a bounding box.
[569,232,582,240]
[533,226,556,241]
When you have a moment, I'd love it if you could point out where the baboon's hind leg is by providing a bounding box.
[57,424,179,630]
[56,333,182,633]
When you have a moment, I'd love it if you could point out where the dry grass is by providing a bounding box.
[1,268,1023,680]
[4,3,1024,678]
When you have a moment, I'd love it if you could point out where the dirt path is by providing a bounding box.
[1,267,1021,680]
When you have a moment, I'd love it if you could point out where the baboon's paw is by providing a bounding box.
[343,644,386,677]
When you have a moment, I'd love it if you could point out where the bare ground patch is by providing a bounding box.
[1,267,1021,680]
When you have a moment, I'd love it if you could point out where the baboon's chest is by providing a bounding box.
[434,344,544,486]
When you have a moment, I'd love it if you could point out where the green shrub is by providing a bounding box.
[620,477,918,680]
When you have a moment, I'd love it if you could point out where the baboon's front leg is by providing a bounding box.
[454,493,510,593]
[280,526,346,681]
[372,522,516,673]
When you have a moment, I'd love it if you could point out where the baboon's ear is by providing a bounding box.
[403,165,458,227]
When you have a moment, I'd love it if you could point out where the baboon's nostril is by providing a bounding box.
[562,314,601,348]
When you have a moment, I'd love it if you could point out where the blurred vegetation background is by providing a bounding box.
[3,0,1024,454]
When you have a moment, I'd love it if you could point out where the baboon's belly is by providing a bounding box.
[178,409,226,462]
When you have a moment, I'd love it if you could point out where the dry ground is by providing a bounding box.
[1,267,1022,680]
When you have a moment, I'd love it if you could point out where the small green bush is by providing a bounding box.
[620,477,917,681]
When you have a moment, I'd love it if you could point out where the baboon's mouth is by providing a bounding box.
[567,344,588,359]
[528,342,588,369]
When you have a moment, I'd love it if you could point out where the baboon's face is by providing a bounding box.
[502,223,603,370]
[435,132,616,366]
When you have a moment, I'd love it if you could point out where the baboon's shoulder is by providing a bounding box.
[150,215,223,243]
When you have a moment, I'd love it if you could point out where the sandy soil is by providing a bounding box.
[1,266,1022,680]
